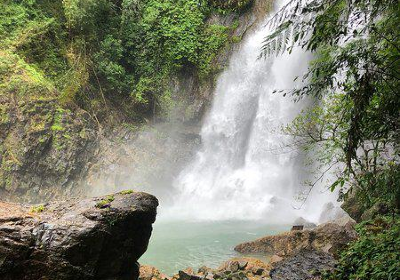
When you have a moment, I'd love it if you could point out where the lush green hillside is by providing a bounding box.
[0,0,252,120]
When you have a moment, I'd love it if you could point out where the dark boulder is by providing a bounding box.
[269,249,336,280]
[360,201,390,221]
[0,191,158,280]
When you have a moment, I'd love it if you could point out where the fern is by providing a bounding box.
[260,0,396,58]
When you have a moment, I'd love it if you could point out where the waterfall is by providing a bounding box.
[162,1,338,223]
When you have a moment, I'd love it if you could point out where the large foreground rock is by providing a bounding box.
[234,217,357,257]
[0,191,158,280]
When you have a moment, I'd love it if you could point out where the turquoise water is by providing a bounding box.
[139,221,289,275]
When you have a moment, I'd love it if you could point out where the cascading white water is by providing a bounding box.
[162,0,338,223]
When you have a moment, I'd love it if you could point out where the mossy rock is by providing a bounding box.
[341,189,365,222]
[0,51,56,100]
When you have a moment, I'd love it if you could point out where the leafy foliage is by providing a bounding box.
[0,50,55,99]
[324,216,400,280]
[268,5,400,278]
[209,0,253,13]
[265,0,399,213]
[0,0,68,80]
[1,0,239,121]
[93,35,129,93]
[62,0,111,34]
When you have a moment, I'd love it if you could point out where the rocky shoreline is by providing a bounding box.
[234,217,357,257]
[139,217,357,280]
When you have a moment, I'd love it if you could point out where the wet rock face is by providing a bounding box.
[0,191,158,280]
[0,99,97,203]
[234,218,357,257]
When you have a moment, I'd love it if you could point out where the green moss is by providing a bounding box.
[30,122,46,132]
[95,195,115,208]
[0,103,10,124]
[51,124,64,131]
[119,190,134,195]
[38,135,48,143]
[63,133,72,139]
[231,19,240,30]
[30,204,45,213]
[51,107,65,131]
[4,177,12,190]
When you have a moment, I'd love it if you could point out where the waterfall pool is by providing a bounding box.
[139,220,289,275]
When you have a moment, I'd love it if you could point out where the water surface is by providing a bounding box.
[139,221,289,275]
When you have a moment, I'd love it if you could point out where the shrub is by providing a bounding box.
[209,0,253,13]
[324,216,400,280]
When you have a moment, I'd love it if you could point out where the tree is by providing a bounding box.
[263,0,400,212]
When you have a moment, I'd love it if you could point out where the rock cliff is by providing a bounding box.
[0,191,158,280]
[0,97,97,203]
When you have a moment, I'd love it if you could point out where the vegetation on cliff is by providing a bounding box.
[1,0,247,121]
